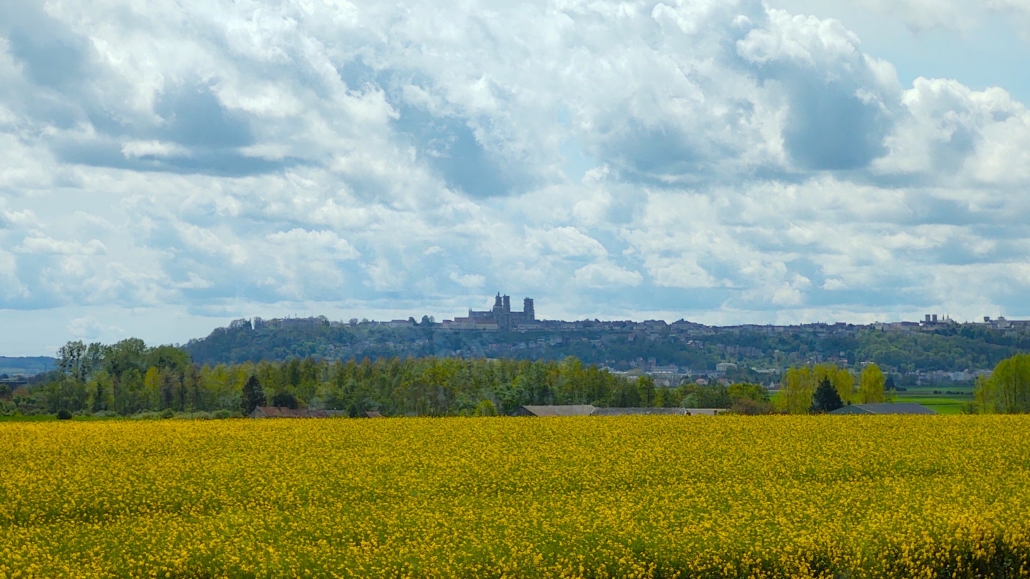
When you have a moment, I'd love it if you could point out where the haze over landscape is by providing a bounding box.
[3,0,1030,356]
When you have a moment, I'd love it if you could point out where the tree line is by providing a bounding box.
[973,353,1030,413]
[776,363,891,414]
[0,339,763,417]
[775,352,1030,414]
[7,339,1027,417]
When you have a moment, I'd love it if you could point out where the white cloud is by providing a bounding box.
[449,272,486,289]
[15,236,106,255]
[574,262,643,288]
[822,278,847,290]
[67,316,113,339]
[737,9,862,67]
[266,229,360,260]
[526,226,608,258]
[873,78,1030,182]
[121,140,191,158]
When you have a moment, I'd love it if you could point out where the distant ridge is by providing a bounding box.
[0,356,56,377]
[181,315,1030,384]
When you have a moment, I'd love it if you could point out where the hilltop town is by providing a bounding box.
[179,293,1029,388]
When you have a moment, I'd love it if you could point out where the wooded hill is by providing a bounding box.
[183,317,1030,375]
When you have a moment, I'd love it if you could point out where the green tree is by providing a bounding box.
[779,367,815,414]
[975,353,1030,413]
[680,383,732,409]
[811,377,843,413]
[728,382,769,403]
[814,364,853,405]
[636,375,656,407]
[858,363,886,404]
[473,399,497,416]
[86,370,114,413]
[241,376,266,414]
[270,391,298,409]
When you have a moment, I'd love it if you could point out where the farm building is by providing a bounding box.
[830,403,936,415]
[514,405,728,417]
[250,407,336,418]
[514,405,596,417]
[591,407,688,416]
[681,408,729,416]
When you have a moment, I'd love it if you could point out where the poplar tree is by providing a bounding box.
[858,363,886,404]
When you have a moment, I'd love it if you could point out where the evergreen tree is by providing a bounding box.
[810,377,843,414]
[241,376,266,414]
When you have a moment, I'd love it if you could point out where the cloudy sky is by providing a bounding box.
[2,0,1030,355]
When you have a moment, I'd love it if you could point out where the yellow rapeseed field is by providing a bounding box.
[1,416,1029,578]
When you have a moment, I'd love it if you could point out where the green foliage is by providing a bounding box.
[811,378,844,414]
[32,339,644,417]
[270,391,298,409]
[975,353,1030,414]
[636,376,657,407]
[858,363,886,404]
[726,382,774,414]
[56,409,72,420]
[181,317,1030,379]
[241,376,266,415]
[727,382,769,403]
[730,397,776,415]
[856,327,1025,372]
[473,399,498,416]
[680,383,732,409]
[779,364,853,414]
[780,367,815,414]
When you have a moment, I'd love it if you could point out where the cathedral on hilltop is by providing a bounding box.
[462,293,536,330]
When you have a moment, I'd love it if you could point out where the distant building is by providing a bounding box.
[454,293,536,330]
[514,405,728,417]
[830,403,936,415]
[250,407,338,418]
[514,405,595,417]
[682,408,729,416]
[0,375,28,388]
[590,407,688,416]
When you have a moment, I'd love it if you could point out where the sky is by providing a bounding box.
[2,0,1030,356]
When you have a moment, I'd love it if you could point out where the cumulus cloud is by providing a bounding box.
[1,0,1029,352]
[526,227,608,259]
[574,262,644,289]
[772,0,1030,35]
[873,78,1030,184]
[449,272,486,289]
[15,236,106,255]
[67,316,107,339]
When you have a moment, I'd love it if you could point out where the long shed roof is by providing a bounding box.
[517,405,596,417]
[830,403,936,415]
[515,405,727,416]
[591,407,688,416]
[251,407,331,418]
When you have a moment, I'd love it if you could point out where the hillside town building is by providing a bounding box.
[447,293,536,330]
